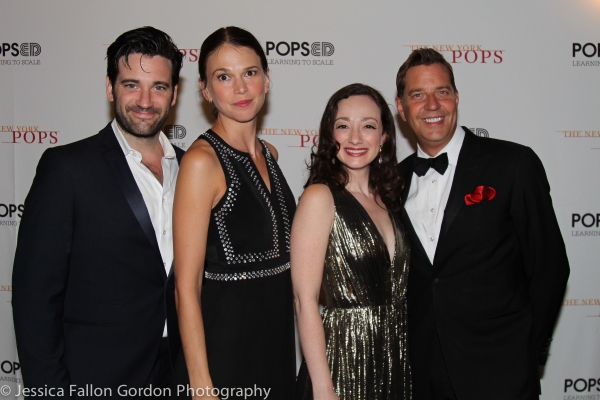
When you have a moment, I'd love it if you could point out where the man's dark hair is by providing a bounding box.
[396,48,457,98]
[106,26,183,86]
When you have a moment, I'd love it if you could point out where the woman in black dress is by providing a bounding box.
[171,27,296,399]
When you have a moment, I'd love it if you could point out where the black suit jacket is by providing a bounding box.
[12,123,184,396]
[398,128,569,400]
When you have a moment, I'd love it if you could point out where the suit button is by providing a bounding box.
[433,278,440,284]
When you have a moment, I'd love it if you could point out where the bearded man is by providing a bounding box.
[13,26,184,397]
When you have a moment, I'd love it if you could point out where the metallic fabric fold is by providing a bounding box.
[296,189,411,399]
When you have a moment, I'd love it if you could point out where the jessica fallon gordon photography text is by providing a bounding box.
[10,384,271,398]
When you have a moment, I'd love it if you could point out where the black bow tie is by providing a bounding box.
[413,152,449,177]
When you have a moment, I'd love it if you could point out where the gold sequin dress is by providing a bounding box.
[296,188,411,399]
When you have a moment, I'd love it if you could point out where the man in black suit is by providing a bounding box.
[396,48,569,400]
[12,27,184,397]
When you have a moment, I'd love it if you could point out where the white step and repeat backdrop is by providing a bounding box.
[1,1,599,398]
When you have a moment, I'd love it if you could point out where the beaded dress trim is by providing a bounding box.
[204,262,291,281]
[200,130,293,270]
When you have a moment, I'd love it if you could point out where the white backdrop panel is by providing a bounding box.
[1,1,599,398]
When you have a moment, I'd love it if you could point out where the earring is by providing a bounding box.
[208,99,213,104]
[332,158,336,164]
[379,145,382,164]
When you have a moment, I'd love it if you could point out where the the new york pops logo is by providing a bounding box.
[103,44,199,63]
[258,126,491,149]
[403,44,504,64]
[563,286,600,319]
[1,284,12,305]
[557,129,600,150]
[559,130,600,138]
[1,125,58,144]
[258,127,320,148]
[177,48,199,63]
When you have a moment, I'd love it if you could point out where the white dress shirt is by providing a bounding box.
[112,120,179,336]
[405,126,465,264]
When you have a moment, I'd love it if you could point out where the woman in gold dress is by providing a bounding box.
[292,83,411,400]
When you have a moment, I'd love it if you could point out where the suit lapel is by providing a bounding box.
[400,155,414,208]
[401,207,429,264]
[438,128,490,244]
[99,124,163,264]
[168,146,185,280]
[174,145,185,165]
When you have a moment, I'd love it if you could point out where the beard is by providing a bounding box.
[113,102,170,139]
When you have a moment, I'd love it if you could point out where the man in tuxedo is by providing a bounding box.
[12,26,184,397]
[396,48,569,400]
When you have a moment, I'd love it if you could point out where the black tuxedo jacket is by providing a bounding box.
[12,123,184,396]
[398,128,569,400]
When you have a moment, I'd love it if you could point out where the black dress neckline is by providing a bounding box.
[205,129,272,195]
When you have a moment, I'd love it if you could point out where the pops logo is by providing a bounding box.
[0,204,24,219]
[571,213,600,237]
[467,127,490,138]
[0,361,20,374]
[257,128,320,149]
[1,126,58,144]
[265,41,334,57]
[164,124,187,149]
[0,42,41,57]
[178,48,199,63]
[405,45,504,64]
[164,125,186,140]
[573,43,600,58]
[564,378,600,393]
[572,213,600,228]
[449,47,503,64]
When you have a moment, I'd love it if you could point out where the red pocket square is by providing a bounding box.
[464,186,496,205]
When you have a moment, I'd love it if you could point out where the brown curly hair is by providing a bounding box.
[305,83,404,213]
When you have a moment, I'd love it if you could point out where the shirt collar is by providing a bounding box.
[416,125,465,167]
[111,119,176,159]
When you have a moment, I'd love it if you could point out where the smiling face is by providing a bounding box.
[333,95,386,173]
[396,63,459,156]
[106,53,177,139]
[200,44,270,124]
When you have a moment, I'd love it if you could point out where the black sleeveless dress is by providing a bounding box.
[171,130,296,399]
